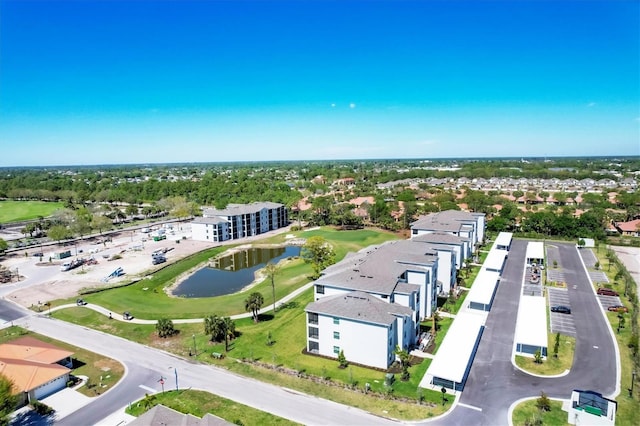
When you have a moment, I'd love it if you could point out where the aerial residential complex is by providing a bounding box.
[191,202,288,242]
[305,210,485,369]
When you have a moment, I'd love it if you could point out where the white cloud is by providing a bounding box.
[349,103,356,109]
[331,103,336,108]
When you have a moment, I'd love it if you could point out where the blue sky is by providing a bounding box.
[0,0,638,166]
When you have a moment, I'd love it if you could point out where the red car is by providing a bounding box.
[608,305,628,313]
[597,288,619,297]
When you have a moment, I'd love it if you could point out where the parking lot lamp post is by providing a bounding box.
[631,370,636,397]
[192,334,197,357]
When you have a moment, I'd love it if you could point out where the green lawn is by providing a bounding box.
[127,389,299,425]
[512,399,568,425]
[70,227,399,319]
[0,326,124,397]
[515,333,575,375]
[49,227,466,420]
[0,200,64,223]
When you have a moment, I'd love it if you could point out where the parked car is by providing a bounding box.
[597,288,619,297]
[608,305,628,313]
[152,255,166,265]
[76,298,87,306]
[123,311,134,320]
[551,305,571,314]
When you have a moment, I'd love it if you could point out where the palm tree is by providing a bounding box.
[431,310,440,337]
[221,316,236,352]
[245,292,264,323]
[204,314,220,340]
[155,318,175,338]
[394,345,411,380]
[264,262,281,316]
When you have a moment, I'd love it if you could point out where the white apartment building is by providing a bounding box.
[305,291,416,369]
[191,202,288,243]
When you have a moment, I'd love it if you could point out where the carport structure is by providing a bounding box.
[514,295,548,357]
[483,249,508,273]
[525,241,545,267]
[421,312,485,391]
[467,269,501,312]
[494,232,513,251]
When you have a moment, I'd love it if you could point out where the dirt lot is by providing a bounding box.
[1,223,295,309]
[1,224,214,308]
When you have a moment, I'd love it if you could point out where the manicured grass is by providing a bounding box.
[126,389,299,425]
[50,228,459,420]
[0,200,64,222]
[0,326,124,397]
[53,288,449,421]
[592,246,639,425]
[515,333,575,375]
[65,227,399,320]
[511,399,568,426]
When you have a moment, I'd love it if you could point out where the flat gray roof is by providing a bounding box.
[203,201,284,217]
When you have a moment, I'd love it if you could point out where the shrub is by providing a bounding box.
[31,401,55,416]
[535,391,551,412]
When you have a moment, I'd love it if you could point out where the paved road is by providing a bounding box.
[3,239,627,425]
[434,240,618,425]
[13,312,398,426]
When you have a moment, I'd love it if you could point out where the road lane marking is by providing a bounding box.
[139,385,156,393]
[459,403,482,412]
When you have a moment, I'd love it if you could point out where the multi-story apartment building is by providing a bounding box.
[191,202,288,243]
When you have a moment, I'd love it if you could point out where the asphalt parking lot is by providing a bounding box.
[547,287,576,336]
[597,294,623,311]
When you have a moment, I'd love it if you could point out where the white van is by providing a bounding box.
[61,261,72,271]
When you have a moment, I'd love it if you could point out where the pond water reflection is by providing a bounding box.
[172,246,301,298]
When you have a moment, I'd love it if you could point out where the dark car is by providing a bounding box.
[152,255,167,265]
[597,288,619,297]
[76,298,87,306]
[608,305,628,313]
[551,305,571,314]
[123,311,134,320]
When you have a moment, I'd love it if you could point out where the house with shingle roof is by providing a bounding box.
[615,219,640,237]
[0,336,74,405]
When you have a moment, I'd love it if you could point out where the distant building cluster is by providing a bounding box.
[191,202,288,243]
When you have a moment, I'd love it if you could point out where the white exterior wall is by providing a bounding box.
[393,293,410,307]
[191,222,208,242]
[476,215,485,242]
[314,314,391,369]
[315,284,349,301]
[407,269,436,319]
[32,374,69,400]
[435,250,455,294]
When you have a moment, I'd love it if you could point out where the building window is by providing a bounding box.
[333,331,340,340]
[333,317,340,325]
[308,327,319,339]
[333,346,340,354]
[309,341,319,352]
[381,294,388,299]
[316,285,325,295]
[308,313,318,325]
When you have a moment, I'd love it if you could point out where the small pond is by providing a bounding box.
[172,246,301,298]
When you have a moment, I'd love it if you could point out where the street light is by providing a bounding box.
[169,367,178,391]
[192,334,197,357]
[631,370,637,397]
